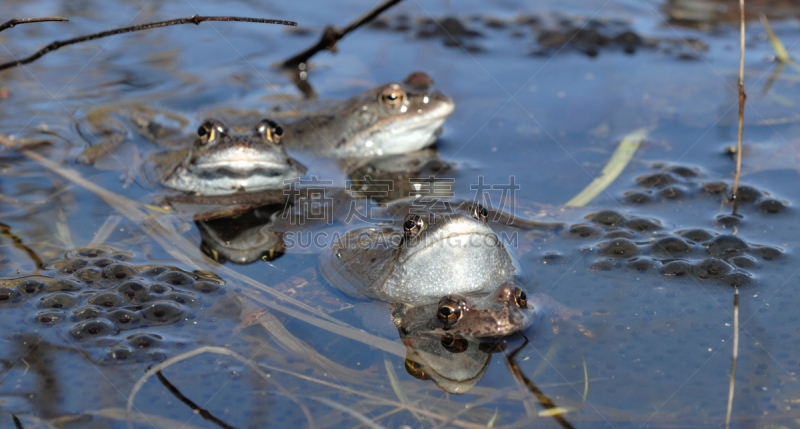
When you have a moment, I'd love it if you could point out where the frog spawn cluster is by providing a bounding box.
[562,210,784,287]
[367,14,704,59]
[621,163,789,215]
[0,246,224,364]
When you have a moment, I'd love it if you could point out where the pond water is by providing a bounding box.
[3,0,800,427]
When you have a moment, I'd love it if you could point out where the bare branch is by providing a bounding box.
[0,15,297,72]
[280,0,402,69]
[0,17,68,33]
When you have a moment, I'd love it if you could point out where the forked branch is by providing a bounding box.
[280,0,402,69]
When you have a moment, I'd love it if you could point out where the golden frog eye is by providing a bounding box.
[514,287,528,308]
[472,204,489,222]
[404,359,431,380]
[380,85,406,109]
[403,214,426,237]
[256,118,283,145]
[441,334,469,354]
[197,119,226,145]
[436,298,462,325]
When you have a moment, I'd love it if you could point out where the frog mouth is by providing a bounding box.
[192,161,293,177]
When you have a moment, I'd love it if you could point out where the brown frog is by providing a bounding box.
[154,118,306,196]
[276,72,454,157]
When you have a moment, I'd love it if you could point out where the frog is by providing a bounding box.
[320,200,522,304]
[392,286,595,394]
[273,71,455,157]
[80,106,306,198]
[151,118,306,196]
[390,282,536,338]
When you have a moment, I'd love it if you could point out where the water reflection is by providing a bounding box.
[198,203,286,264]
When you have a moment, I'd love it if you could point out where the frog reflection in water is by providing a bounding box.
[155,118,306,196]
[321,201,536,337]
[277,71,455,157]
[391,284,539,394]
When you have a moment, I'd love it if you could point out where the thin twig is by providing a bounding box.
[505,337,576,429]
[0,17,68,33]
[731,0,746,214]
[0,222,44,268]
[0,15,297,72]
[280,0,402,69]
[12,414,23,429]
[126,346,313,429]
[725,288,740,429]
[155,371,235,429]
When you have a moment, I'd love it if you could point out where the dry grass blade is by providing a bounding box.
[0,15,297,72]
[241,288,406,357]
[431,388,512,429]
[565,128,647,207]
[0,17,68,33]
[45,408,206,429]
[760,14,800,72]
[384,358,425,422]
[259,362,495,429]
[126,346,313,429]
[310,396,386,429]
[89,215,122,245]
[582,358,589,402]
[240,297,371,380]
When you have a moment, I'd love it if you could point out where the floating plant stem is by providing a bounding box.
[565,128,647,207]
[760,14,800,72]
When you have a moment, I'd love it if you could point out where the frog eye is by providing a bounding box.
[403,214,426,237]
[380,85,406,109]
[404,359,431,380]
[514,287,528,308]
[436,298,462,325]
[256,118,283,145]
[472,204,489,222]
[441,334,469,354]
[197,119,227,145]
